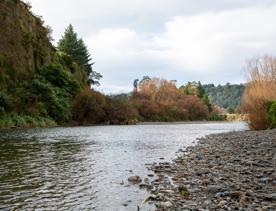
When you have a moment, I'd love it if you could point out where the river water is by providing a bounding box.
[0,122,247,211]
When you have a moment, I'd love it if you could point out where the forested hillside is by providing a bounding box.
[0,0,226,128]
[203,83,245,109]
[0,0,99,127]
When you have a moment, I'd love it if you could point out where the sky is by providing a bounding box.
[27,0,276,93]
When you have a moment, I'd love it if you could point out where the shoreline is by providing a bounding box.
[141,129,275,210]
[0,120,242,130]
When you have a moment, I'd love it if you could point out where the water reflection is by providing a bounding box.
[0,122,247,210]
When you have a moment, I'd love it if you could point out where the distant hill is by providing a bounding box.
[203,83,245,109]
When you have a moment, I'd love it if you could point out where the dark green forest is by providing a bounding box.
[203,83,245,109]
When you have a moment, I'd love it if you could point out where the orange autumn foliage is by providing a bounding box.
[242,56,276,130]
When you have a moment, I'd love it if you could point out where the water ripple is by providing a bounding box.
[0,122,247,210]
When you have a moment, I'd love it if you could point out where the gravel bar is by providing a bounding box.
[143,129,276,210]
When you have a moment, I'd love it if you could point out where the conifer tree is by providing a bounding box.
[58,24,102,85]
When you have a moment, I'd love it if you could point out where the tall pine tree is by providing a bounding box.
[58,24,102,85]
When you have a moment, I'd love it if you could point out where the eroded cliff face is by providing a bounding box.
[0,0,54,85]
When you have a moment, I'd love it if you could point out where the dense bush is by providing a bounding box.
[208,113,227,121]
[131,78,210,122]
[204,83,245,109]
[241,56,276,130]
[38,63,81,95]
[0,91,11,112]
[105,95,138,124]
[267,100,276,129]
[180,95,209,120]
[71,88,106,125]
[0,113,56,128]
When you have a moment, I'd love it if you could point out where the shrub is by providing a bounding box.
[0,113,56,128]
[105,96,139,124]
[241,56,276,130]
[181,95,209,120]
[267,100,276,129]
[47,90,71,123]
[71,88,106,125]
[132,77,210,121]
[208,113,227,121]
[0,91,11,111]
[38,63,80,95]
[29,77,71,123]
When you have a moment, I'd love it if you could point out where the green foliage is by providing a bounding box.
[20,76,72,123]
[38,63,80,95]
[267,100,276,129]
[180,81,212,112]
[179,186,190,197]
[197,81,205,98]
[227,107,235,114]
[0,91,11,112]
[203,83,245,108]
[0,1,105,128]
[22,31,33,47]
[0,113,56,128]
[57,24,102,85]
[180,81,198,95]
[208,113,227,121]
[203,94,212,112]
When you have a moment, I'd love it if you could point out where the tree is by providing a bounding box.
[133,79,139,91]
[57,24,102,85]
[197,81,205,98]
[71,88,106,125]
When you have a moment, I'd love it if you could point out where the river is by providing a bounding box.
[0,122,247,211]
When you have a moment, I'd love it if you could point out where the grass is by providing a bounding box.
[0,113,57,128]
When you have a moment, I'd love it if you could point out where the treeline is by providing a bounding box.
[203,83,245,109]
[0,0,217,128]
[0,0,238,128]
[0,0,102,127]
[71,78,222,125]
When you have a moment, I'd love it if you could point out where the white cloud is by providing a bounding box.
[85,28,143,63]
[152,5,276,73]
[28,0,276,93]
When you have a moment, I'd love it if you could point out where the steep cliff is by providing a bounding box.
[0,0,89,127]
[0,0,54,87]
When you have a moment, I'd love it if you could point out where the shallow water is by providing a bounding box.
[0,122,247,211]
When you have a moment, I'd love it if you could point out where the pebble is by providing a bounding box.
[140,129,276,210]
[127,175,142,184]
[156,201,172,208]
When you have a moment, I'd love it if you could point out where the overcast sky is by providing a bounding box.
[28,0,276,93]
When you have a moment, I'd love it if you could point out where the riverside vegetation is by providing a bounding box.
[1,1,276,211]
[0,0,245,128]
[132,57,276,210]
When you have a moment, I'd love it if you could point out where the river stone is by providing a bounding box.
[128,176,142,183]
[195,168,210,176]
[218,200,227,207]
[156,201,173,208]
[206,185,224,194]
[139,184,153,190]
[263,193,276,201]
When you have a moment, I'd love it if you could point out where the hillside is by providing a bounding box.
[0,0,233,128]
[203,83,245,109]
[0,0,89,127]
[0,0,53,86]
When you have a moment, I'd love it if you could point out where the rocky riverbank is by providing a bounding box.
[138,129,276,210]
